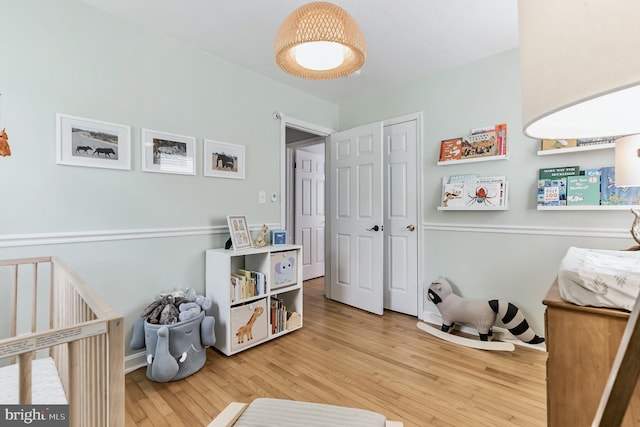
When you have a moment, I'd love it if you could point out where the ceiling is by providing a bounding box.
[80,0,519,105]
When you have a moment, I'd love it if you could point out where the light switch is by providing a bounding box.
[258,191,266,204]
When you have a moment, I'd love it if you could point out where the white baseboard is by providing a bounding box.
[125,351,147,374]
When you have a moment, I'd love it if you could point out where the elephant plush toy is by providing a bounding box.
[131,290,216,382]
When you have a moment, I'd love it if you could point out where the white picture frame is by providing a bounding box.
[141,128,196,175]
[203,139,245,179]
[56,113,131,170]
[227,215,252,250]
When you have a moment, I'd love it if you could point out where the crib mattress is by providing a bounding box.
[232,398,386,427]
[558,246,640,311]
[0,357,67,404]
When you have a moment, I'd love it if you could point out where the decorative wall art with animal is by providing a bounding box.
[417,277,544,351]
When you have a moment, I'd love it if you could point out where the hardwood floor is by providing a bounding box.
[125,277,547,426]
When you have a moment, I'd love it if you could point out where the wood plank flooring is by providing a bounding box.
[125,277,547,426]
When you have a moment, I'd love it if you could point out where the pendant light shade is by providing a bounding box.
[274,2,366,80]
[518,0,640,140]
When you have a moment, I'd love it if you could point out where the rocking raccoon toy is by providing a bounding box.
[426,277,544,345]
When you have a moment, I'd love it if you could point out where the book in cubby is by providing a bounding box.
[230,268,266,303]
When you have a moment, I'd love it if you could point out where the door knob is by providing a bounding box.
[406,224,415,232]
[367,225,380,232]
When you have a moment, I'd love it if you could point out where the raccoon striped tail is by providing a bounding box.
[488,300,545,344]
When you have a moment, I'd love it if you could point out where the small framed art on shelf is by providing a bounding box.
[270,230,287,245]
[227,215,252,250]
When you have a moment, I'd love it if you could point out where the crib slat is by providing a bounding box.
[69,340,80,427]
[31,262,38,333]
[18,351,34,405]
[11,264,17,338]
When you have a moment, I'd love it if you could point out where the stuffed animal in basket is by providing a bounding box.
[130,288,216,382]
[427,277,544,344]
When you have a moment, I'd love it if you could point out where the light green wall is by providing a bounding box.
[0,0,338,355]
[0,1,635,353]
[339,49,635,335]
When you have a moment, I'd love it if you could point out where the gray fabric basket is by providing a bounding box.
[144,310,207,382]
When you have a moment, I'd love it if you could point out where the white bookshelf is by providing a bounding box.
[536,142,615,156]
[205,244,303,356]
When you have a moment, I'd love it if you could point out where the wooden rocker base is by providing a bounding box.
[417,321,515,351]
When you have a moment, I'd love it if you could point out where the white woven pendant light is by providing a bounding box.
[274,2,366,80]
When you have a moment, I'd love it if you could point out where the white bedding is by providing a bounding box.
[0,357,67,404]
[558,247,640,311]
[233,398,387,427]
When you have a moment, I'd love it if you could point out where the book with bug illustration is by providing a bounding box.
[464,176,507,208]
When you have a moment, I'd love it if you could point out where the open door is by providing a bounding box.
[295,148,325,280]
[328,122,384,315]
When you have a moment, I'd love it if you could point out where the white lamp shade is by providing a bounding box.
[518,0,640,139]
[615,135,640,187]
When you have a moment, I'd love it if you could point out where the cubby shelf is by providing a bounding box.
[205,244,303,356]
[536,143,615,156]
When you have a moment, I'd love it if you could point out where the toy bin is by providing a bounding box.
[143,310,207,382]
[270,250,298,289]
[230,299,268,352]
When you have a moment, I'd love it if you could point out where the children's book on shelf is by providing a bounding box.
[567,175,600,206]
[439,138,462,162]
[576,136,619,147]
[438,124,507,162]
[537,178,567,206]
[230,268,267,302]
[540,139,578,151]
[441,175,507,208]
[467,176,507,208]
[600,166,640,205]
[442,181,464,208]
[538,166,579,180]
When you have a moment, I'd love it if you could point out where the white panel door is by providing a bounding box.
[329,122,384,315]
[295,149,325,280]
[383,120,418,315]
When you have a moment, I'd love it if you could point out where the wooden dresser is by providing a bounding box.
[543,280,640,426]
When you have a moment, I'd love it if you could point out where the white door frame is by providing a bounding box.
[277,111,334,239]
[277,111,423,313]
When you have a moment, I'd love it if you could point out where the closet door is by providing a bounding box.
[383,119,418,316]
